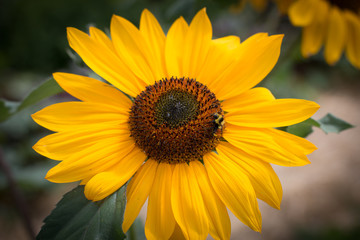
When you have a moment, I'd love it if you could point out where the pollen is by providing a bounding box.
[129,77,225,164]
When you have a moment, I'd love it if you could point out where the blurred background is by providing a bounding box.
[0,0,359,239]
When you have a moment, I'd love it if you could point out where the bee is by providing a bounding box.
[213,113,225,136]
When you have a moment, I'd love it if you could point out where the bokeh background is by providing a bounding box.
[0,0,359,239]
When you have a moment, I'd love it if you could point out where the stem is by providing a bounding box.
[0,147,36,240]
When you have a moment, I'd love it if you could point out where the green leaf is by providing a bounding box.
[0,100,12,122]
[285,114,354,137]
[286,118,320,138]
[0,78,63,122]
[126,218,145,240]
[37,185,127,240]
[318,113,354,134]
[17,77,63,112]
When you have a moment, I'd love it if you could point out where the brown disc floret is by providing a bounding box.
[128,77,225,164]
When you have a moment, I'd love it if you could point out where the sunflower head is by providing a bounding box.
[32,8,320,240]
[129,77,224,164]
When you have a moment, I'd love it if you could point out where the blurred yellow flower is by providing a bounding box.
[235,0,360,68]
[289,0,360,68]
[32,8,319,239]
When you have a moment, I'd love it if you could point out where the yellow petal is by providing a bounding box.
[226,98,320,128]
[191,161,231,240]
[265,127,317,155]
[211,34,283,100]
[224,124,312,166]
[217,142,283,209]
[197,36,241,87]
[32,102,128,132]
[324,6,347,65]
[89,26,115,50]
[212,35,241,48]
[123,159,158,233]
[344,10,360,69]
[45,136,135,182]
[111,15,155,85]
[204,152,262,232]
[145,163,175,240]
[288,0,318,26]
[182,8,212,79]
[171,162,209,240]
[53,72,132,109]
[165,16,188,78]
[33,127,128,160]
[140,9,167,80]
[67,27,143,97]
[84,147,146,201]
[222,87,275,112]
[301,0,329,57]
[205,33,265,93]
[79,176,91,185]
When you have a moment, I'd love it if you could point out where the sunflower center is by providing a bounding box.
[129,77,224,164]
[155,90,199,128]
[328,0,360,11]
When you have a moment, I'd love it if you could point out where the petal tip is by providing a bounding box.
[66,27,79,36]
[44,172,51,180]
[270,34,284,46]
[45,170,57,182]
[122,221,131,234]
[52,72,61,79]
[195,7,209,20]
[252,221,262,233]
[274,33,284,40]
[84,184,99,201]
[314,102,321,109]
[31,112,41,123]
[141,8,152,20]
[32,143,42,154]
[52,72,67,86]
[142,8,150,14]
[309,101,321,114]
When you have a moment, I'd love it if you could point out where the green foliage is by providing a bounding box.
[37,185,127,240]
[0,100,11,122]
[126,218,146,240]
[286,118,320,138]
[285,114,354,138]
[0,78,63,122]
[17,77,63,111]
[318,113,354,134]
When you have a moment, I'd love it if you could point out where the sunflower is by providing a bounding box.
[32,8,319,239]
[289,0,360,68]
